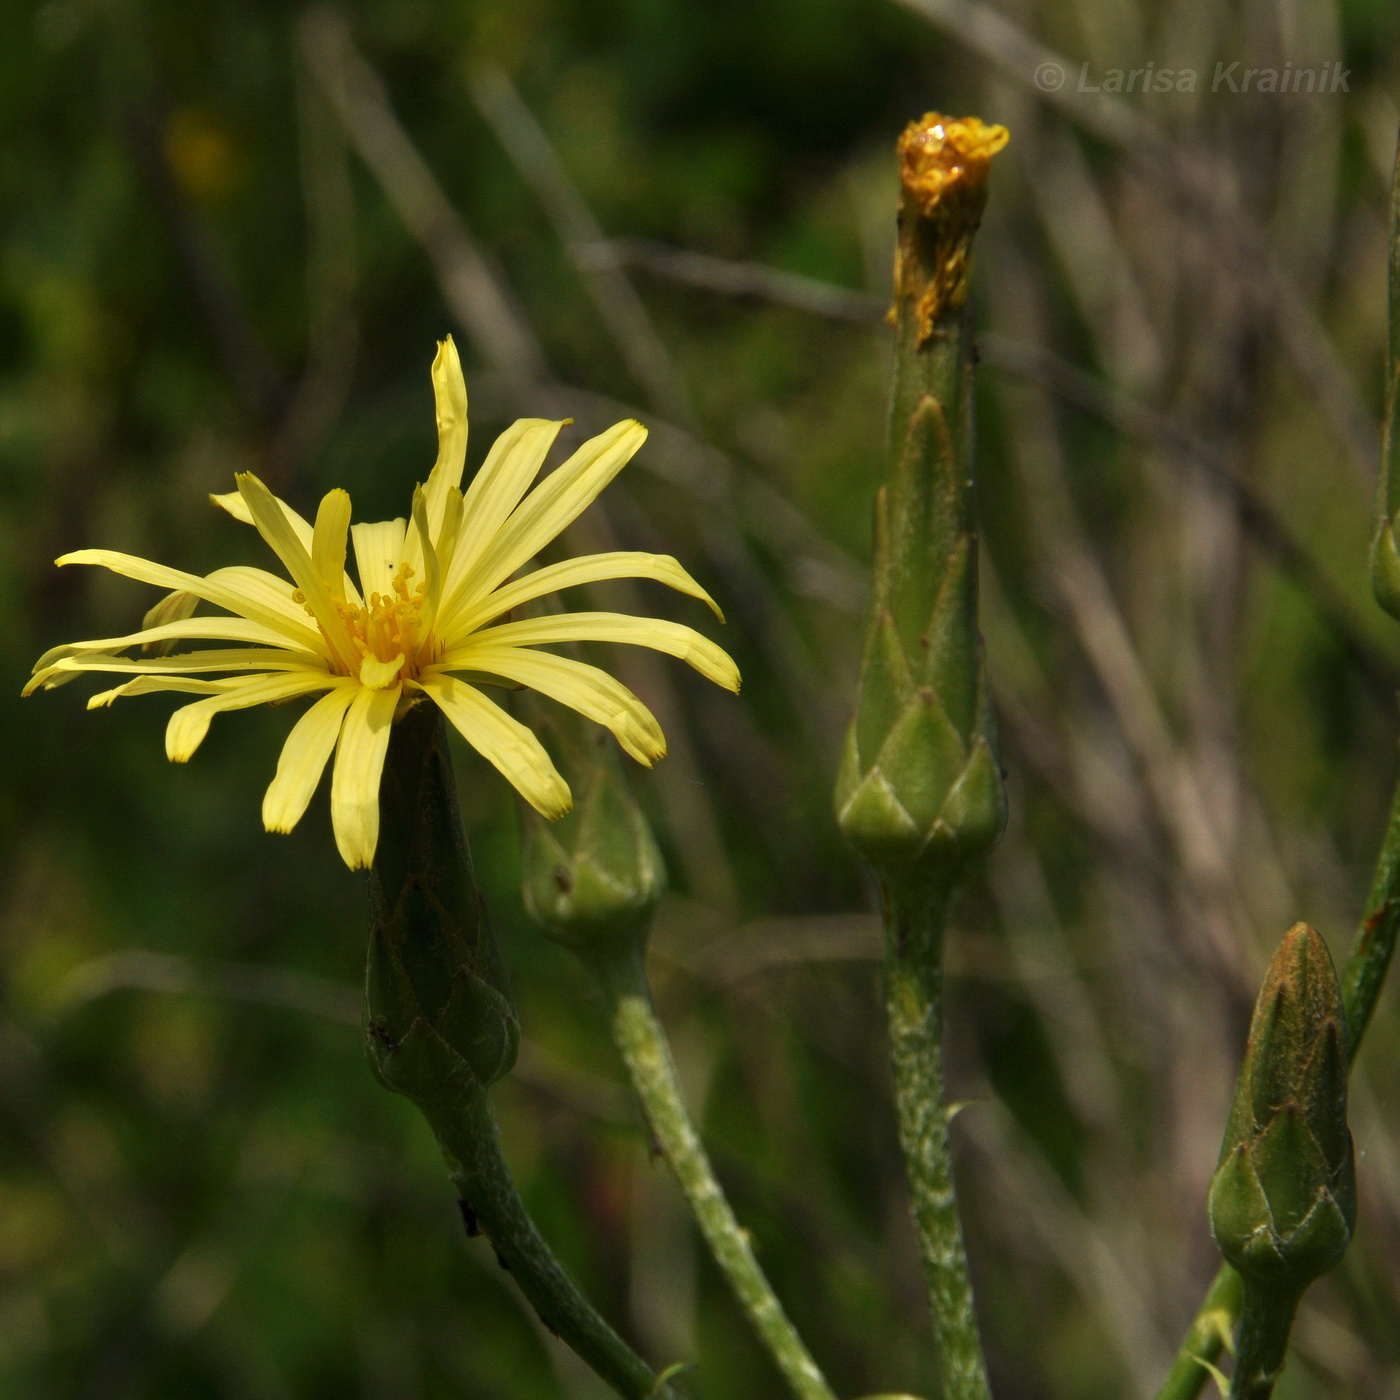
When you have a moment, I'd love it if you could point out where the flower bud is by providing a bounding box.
[365,703,520,1124]
[836,114,1007,889]
[1208,923,1355,1294]
[522,708,665,963]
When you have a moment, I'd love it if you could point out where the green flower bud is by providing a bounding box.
[365,703,520,1126]
[522,707,665,963]
[1209,923,1355,1294]
[836,115,1007,889]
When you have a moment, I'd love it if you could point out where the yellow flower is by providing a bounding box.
[26,337,738,869]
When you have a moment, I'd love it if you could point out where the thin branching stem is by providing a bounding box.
[591,947,838,1400]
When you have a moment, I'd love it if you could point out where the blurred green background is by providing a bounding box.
[3,0,1400,1396]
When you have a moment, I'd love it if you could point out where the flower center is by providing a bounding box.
[296,562,436,681]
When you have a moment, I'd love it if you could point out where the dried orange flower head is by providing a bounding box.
[893,113,1009,340]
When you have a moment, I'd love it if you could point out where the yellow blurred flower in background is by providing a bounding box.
[25,337,738,869]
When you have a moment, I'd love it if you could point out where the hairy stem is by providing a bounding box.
[883,882,991,1400]
[592,948,837,1400]
[444,1096,673,1400]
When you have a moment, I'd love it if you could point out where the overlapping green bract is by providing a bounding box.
[835,317,1005,888]
[365,703,520,1123]
[522,707,665,961]
[1208,923,1355,1294]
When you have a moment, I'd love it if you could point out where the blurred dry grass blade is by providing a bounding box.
[50,949,362,1025]
[50,953,632,1122]
[959,1094,1173,1399]
[468,70,698,428]
[618,238,889,323]
[890,0,1381,480]
[275,51,361,469]
[990,255,1261,993]
[978,335,1400,704]
[617,234,1397,698]
[298,6,550,393]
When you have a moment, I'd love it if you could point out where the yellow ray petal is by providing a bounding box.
[454,419,647,608]
[312,489,352,602]
[140,590,201,654]
[166,672,340,763]
[435,488,464,589]
[212,487,310,540]
[56,549,324,652]
[330,683,400,869]
[418,674,571,819]
[452,612,741,693]
[205,566,315,629]
[351,518,407,603]
[26,648,329,695]
[442,550,722,644]
[405,337,469,579]
[440,417,568,607]
[262,684,359,833]
[212,493,364,607]
[410,487,441,643]
[33,616,317,675]
[237,473,360,671]
[435,644,665,765]
[87,676,245,708]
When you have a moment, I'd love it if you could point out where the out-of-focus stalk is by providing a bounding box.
[522,705,838,1400]
[364,702,672,1400]
[834,113,1008,1400]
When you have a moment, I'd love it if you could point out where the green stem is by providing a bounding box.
[1155,1268,1243,1400]
[883,881,991,1400]
[591,947,837,1400]
[442,1095,673,1400]
[1341,769,1400,1059]
[1154,773,1400,1400]
[1227,1284,1301,1400]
